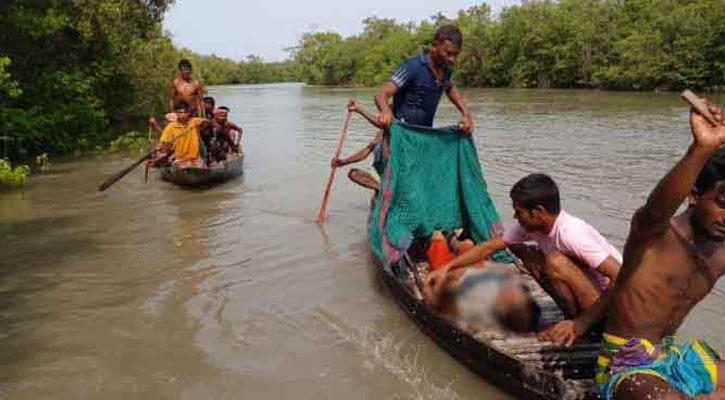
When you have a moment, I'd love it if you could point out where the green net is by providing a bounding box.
[368,121,511,265]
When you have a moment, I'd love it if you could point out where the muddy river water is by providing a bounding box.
[1,84,723,399]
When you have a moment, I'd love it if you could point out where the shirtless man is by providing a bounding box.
[331,99,385,191]
[546,105,725,399]
[169,59,204,116]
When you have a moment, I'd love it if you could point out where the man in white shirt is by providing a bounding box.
[425,174,621,321]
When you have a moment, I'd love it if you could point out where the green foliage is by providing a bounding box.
[0,57,22,98]
[0,0,295,161]
[35,153,51,174]
[108,131,151,154]
[290,0,725,91]
[0,159,30,191]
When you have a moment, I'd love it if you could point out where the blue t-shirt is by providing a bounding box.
[389,52,452,127]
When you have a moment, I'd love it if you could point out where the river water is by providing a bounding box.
[1,83,724,399]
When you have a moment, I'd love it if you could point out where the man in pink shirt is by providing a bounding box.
[425,174,621,324]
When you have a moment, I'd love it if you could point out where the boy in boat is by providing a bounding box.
[331,99,385,192]
[169,59,204,117]
[158,99,208,168]
[198,96,219,162]
[426,174,622,322]
[203,96,215,118]
[375,25,473,134]
[423,230,541,333]
[543,105,725,399]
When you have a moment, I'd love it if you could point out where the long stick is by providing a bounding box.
[316,110,352,223]
[99,147,157,191]
[99,125,192,192]
[145,125,152,183]
[681,90,719,125]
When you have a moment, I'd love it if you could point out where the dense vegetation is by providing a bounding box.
[291,0,725,90]
[2,0,724,166]
[0,0,293,163]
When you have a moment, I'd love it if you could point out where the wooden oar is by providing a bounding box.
[681,90,719,125]
[316,110,352,223]
[144,125,153,183]
[98,124,193,192]
[99,147,158,191]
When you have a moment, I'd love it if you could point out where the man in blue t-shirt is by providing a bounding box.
[374,25,473,133]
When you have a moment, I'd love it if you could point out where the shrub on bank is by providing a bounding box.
[0,159,29,191]
[108,131,153,154]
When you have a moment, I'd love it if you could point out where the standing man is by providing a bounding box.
[544,105,725,399]
[169,59,204,117]
[375,25,473,133]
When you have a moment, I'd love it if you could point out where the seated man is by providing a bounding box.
[426,174,621,322]
[422,230,540,333]
[551,104,725,399]
[331,99,385,192]
[159,99,208,168]
[207,106,241,163]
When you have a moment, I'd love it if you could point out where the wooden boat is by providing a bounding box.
[160,150,244,187]
[373,249,601,399]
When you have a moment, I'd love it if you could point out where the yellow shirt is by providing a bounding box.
[160,118,202,161]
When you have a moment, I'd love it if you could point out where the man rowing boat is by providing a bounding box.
[331,99,384,192]
[547,104,725,399]
[158,99,208,168]
[375,25,473,133]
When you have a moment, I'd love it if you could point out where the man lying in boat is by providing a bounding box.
[544,104,725,400]
[156,99,209,168]
[423,230,541,333]
[331,99,385,192]
[425,174,622,325]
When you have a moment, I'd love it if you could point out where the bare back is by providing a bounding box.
[608,209,725,342]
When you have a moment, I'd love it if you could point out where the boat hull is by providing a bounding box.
[372,252,601,399]
[161,153,244,187]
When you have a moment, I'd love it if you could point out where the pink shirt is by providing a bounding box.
[503,211,622,292]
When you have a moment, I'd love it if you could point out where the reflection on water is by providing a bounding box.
[0,83,723,399]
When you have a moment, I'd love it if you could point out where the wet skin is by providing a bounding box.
[170,67,203,112]
[608,108,725,399]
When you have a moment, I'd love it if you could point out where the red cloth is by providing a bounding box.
[426,237,453,270]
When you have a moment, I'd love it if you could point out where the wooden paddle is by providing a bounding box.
[98,123,194,192]
[144,125,153,183]
[681,90,720,125]
[99,147,158,191]
[316,110,352,223]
